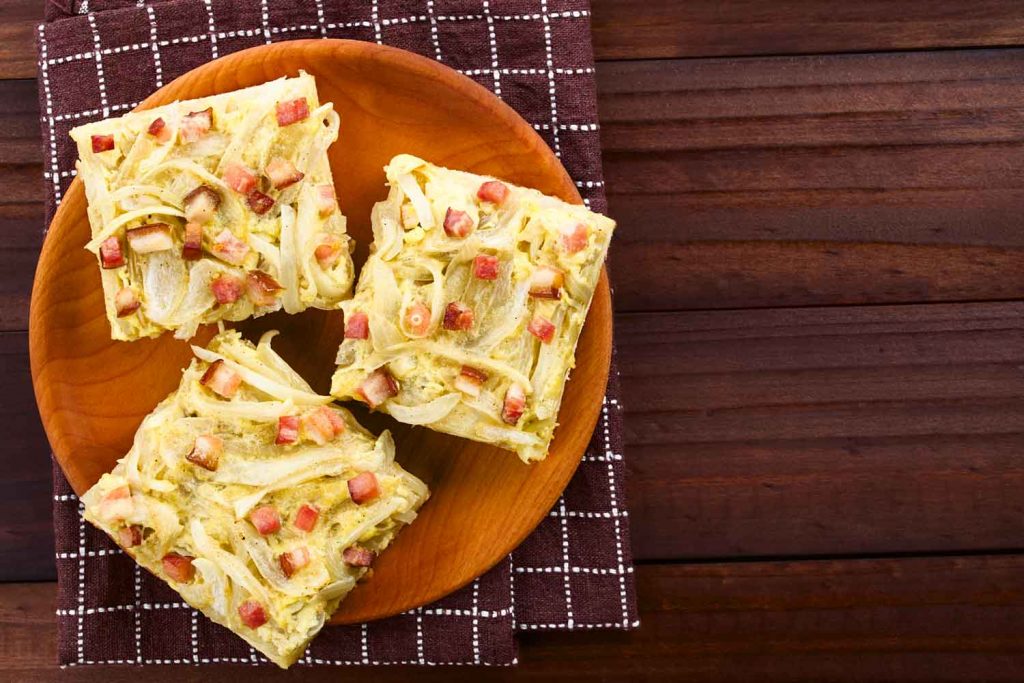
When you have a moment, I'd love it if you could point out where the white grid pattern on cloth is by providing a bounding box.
[40,0,636,667]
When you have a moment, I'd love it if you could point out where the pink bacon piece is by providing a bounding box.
[472,254,500,280]
[266,157,305,190]
[238,600,268,629]
[186,434,222,471]
[356,369,398,408]
[527,315,556,344]
[477,180,510,205]
[162,553,195,583]
[99,236,125,269]
[91,134,115,153]
[344,311,369,340]
[210,273,245,305]
[199,359,242,398]
[179,108,212,143]
[275,415,300,445]
[293,504,319,532]
[279,546,311,578]
[347,472,380,505]
[443,302,474,331]
[114,287,140,318]
[249,505,281,535]
[443,208,474,238]
[502,383,527,425]
[276,98,309,126]
[342,546,376,567]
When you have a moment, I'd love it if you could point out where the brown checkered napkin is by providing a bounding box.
[38,0,637,667]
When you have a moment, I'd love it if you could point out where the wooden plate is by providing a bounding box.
[29,40,612,625]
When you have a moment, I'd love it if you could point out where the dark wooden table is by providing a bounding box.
[5,1,1024,680]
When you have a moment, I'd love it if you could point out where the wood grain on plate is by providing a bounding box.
[7,556,1024,681]
[29,40,612,625]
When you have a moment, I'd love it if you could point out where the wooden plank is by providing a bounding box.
[598,49,1024,309]
[619,302,1024,560]
[0,1,40,80]
[591,0,1024,60]
[7,302,1024,579]
[6,557,1024,681]
[5,0,1024,78]
[0,331,54,581]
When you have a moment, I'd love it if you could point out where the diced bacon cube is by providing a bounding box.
[147,117,171,143]
[266,157,305,190]
[454,365,488,397]
[316,185,338,216]
[347,472,380,505]
[442,302,474,331]
[249,505,281,535]
[477,180,510,205]
[186,434,222,471]
[279,546,311,578]
[183,185,221,224]
[357,369,398,409]
[182,222,203,261]
[114,287,140,318]
[275,415,300,445]
[472,254,500,280]
[117,525,143,548]
[98,485,133,522]
[210,273,245,305]
[324,407,346,434]
[125,223,173,253]
[199,359,242,398]
[528,265,565,299]
[223,163,257,195]
[345,311,369,340]
[502,383,527,425]
[443,208,474,238]
[315,234,345,268]
[276,98,309,126]
[527,314,556,344]
[238,600,268,629]
[179,108,212,143]
[559,222,589,253]
[403,302,431,336]
[293,504,319,532]
[211,229,250,266]
[246,190,275,215]
[302,406,343,445]
[246,270,282,307]
[162,553,195,583]
[91,134,115,153]
[342,546,376,567]
[99,236,125,269]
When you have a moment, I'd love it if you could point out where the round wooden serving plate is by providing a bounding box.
[29,40,612,625]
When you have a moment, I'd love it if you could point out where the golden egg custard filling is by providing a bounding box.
[71,72,353,341]
[80,330,429,667]
[330,155,615,462]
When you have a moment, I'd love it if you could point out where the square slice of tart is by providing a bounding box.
[80,330,429,668]
[70,72,353,341]
[330,154,615,462]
